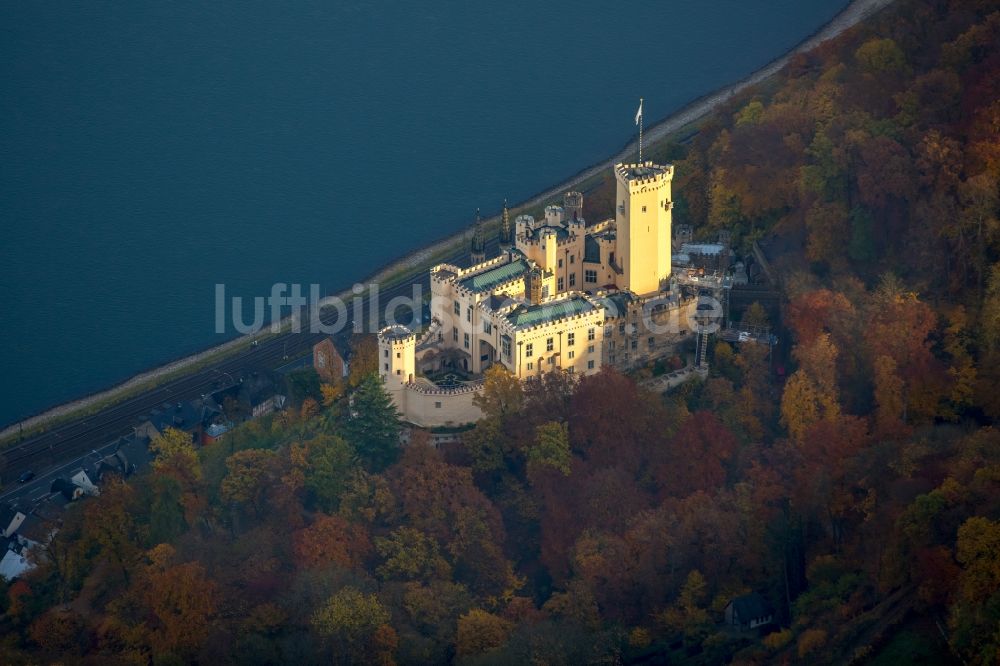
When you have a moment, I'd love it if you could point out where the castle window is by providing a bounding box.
[546,338,554,352]
[567,367,574,374]
[384,363,389,371]
[484,321,492,334]
[384,349,389,357]
[642,206,647,212]
[525,343,533,358]
[585,270,597,283]
[396,352,401,358]
[587,327,595,341]
[466,306,472,322]
[453,328,458,342]
[631,340,637,350]
[570,255,575,264]
[568,350,575,359]
[548,357,555,365]
[396,369,401,375]
[557,277,564,291]
[619,323,625,333]
[558,258,563,268]
[464,333,470,349]
[648,336,655,349]
[435,402,442,409]
[527,362,534,370]
[542,286,550,298]
[567,332,575,346]
[569,273,576,287]
[501,335,511,361]
[454,301,461,315]
[588,360,595,370]
[588,344,595,353]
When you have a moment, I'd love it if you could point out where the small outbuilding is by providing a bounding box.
[724,593,775,631]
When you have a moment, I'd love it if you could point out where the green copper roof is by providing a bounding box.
[506,296,595,328]
[460,258,528,293]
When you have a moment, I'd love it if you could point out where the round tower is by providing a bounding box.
[377,325,416,391]
[563,191,583,222]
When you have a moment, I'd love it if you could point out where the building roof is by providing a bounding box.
[523,224,570,242]
[205,423,230,438]
[144,396,220,434]
[681,242,726,256]
[504,296,596,328]
[727,593,773,621]
[459,257,528,293]
[597,292,634,318]
[0,549,33,581]
[50,478,78,501]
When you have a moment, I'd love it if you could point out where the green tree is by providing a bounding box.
[287,367,322,405]
[312,587,392,662]
[374,527,451,582]
[855,38,906,74]
[527,421,572,479]
[220,448,279,518]
[950,517,1000,664]
[302,434,356,511]
[659,570,712,645]
[343,373,402,471]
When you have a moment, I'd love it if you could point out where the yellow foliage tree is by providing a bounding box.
[455,609,514,657]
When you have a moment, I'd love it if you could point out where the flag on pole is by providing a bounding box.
[634,98,643,126]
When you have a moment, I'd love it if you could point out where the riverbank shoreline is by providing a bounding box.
[0,0,895,442]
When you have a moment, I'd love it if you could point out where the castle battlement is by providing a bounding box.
[406,378,485,396]
[377,324,416,346]
[615,161,674,189]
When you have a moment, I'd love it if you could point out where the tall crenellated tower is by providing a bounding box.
[470,209,486,265]
[377,325,415,413]
[614,162,673,295]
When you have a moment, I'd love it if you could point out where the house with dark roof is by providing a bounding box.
[94,446,134,483]
[135,395,221,445]
[50,478,84,502]
[210,372,285,422]
[724,593,775,631]
[0,506,26,539]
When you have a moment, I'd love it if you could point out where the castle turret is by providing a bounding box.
[470,209,486,265]
[378,325,416,414]
[544,205,564,228]
[524,266,543,305]
[563,191,583,223]
[498,199,514,251]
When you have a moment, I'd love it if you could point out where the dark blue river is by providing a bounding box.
[0,1,844,427]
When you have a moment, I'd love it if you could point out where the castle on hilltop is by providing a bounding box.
[379,160,721,428]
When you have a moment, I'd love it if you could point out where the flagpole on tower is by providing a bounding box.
[635,97,644,163]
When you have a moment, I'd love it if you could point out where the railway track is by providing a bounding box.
[1,241,491,484]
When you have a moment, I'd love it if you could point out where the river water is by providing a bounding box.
[0,0,844,427]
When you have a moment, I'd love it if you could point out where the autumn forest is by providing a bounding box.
[3,0,1000,663]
